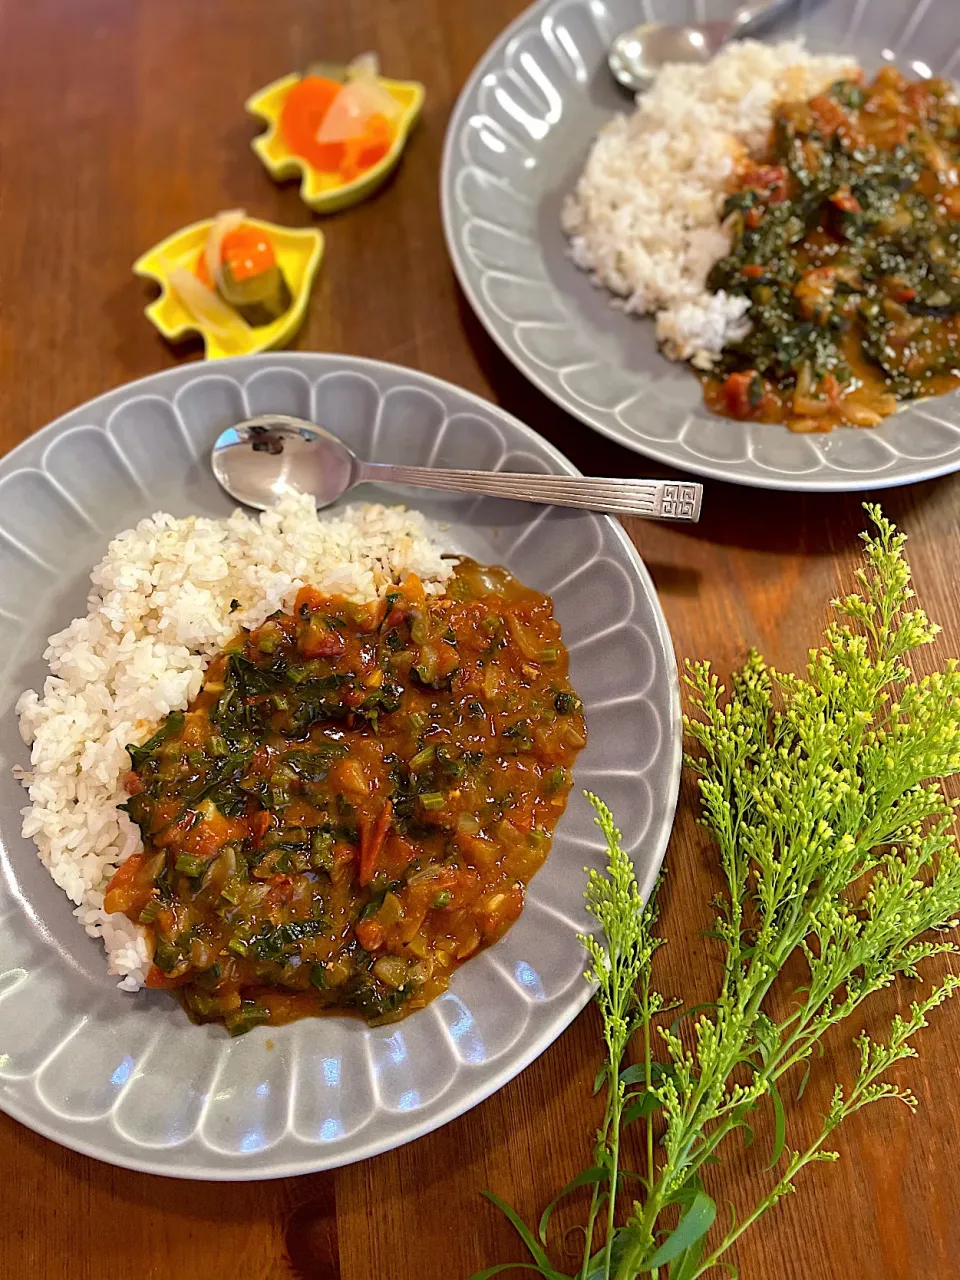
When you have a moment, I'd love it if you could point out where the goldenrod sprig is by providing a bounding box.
[471,507,960,1280]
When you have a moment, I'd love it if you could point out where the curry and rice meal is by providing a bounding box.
[15,497,585,1033]
[564,41,960,432]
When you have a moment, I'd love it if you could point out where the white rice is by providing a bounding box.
[561,40,858,368]
[14,495,454,990]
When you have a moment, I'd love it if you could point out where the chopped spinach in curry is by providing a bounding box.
[705,67,960,431]
[104,560,586,1034]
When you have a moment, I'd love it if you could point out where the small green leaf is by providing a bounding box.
[620,1062,675,1087]
[796,1059,813,1102]
[766,1080,787,1170]
[664,1172,704,1206]
[619,1063,649,1086]
[796,1040,825,1101]
[593,1065,608,1095]
[622,1092,663,1126]
[466,1266,554,1279]
[643,1192,717,1270]
[669,1003,719,1035]
[480,1192,566,1280]
[668,1236,705,1280]
[537,1166,609,1245]
[584,1226,649,1280]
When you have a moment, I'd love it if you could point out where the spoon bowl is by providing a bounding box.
[609,21,730,90]
[608,0,794,93]
[212,414,703,522]
[212,418,360,510]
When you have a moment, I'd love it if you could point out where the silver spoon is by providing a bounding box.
[211,416,703,522]
[609,0,794,94]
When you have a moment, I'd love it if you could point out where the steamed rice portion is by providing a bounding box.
[15,496,454,990]
[561,40,858,368]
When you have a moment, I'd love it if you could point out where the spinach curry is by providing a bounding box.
[104,560,586,1034]
[705,68,960,432]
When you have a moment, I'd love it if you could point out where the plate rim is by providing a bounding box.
[439,0,960,493]
[0,351,682,1179]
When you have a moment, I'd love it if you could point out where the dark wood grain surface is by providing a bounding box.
[2,2,959,1277]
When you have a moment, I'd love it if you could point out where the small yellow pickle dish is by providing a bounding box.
[133,211,324,360]
[246,52,425,213]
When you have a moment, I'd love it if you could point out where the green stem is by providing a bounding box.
[579,1185,604,1280]
[579,1071,616,1280]
[602,1082,624,1280]
[643,975,655,1188]
[688,1089,859,1280]
[612,1190,664,1280]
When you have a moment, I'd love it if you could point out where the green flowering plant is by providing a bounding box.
[472,506,960,1279]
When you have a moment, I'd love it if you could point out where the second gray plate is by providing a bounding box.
[441,0,960,491]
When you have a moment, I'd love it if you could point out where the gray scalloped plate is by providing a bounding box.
[0,354,680,1179]
[441,0,960,491]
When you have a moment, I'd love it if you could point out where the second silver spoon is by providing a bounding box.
[212,416,703,522]
[608,0,794,94]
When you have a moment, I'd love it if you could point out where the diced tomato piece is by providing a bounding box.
[103,853,155,917]
[151,808,194,847]
[265,875,295,909]
[741,264,765,279]
[894,286,918,303]
[820,374,842,405]
[155,907,176,935]
[294,585,326,614]
[481,884,524,942]
[794,267,837,322]
[252,810,274,843]
[511,792,536,835]
[299,618,345,659]
[808,94,848,138]
[745,207,764,229]
[400,573,426,611]
[741,164,788,204]
[181,810,250,858]
[355,920,384,951]
[721,371,764,420]
[144,965,190,990]
[358,801,393,887]
[829,185,861,213]
[381,833,417,878]
[903,81,936,117]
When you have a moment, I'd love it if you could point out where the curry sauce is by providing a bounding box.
[104,560,586,1033]
[704,67,960,431]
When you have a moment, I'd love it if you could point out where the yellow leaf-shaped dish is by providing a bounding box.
[246,73,425,213]
[133,218,324,360]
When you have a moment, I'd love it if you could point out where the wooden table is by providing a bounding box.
[2,2,959,1276]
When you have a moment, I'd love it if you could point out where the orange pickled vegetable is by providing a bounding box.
[339,113,392,181]
[279,75,347,172]
[196,225,277,288]
[278,75,394,181]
